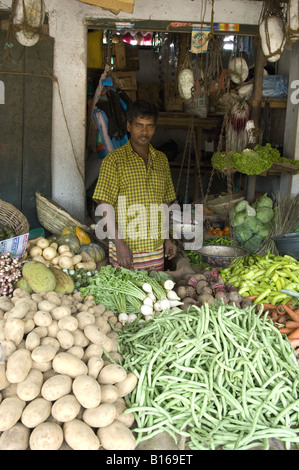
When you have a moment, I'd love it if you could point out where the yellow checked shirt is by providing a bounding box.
[93,141,176,253]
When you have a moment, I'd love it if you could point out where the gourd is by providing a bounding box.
[78,243,105,263]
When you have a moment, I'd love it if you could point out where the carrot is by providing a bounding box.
[276,304,286,315]
[271,311,279,322]
[289,339,299,348]
[281,304,299,322]
[248,295,258,300]
[278,327,295,335]
[262,303,277,310]
[286,321,299,329]
[287,327,299,340]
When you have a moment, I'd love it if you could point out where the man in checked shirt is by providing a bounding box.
[93,100,177,271]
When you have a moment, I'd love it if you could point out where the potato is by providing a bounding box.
[52,352,88,378]
[72,375,101,409]
[21,397,52,428]
[57,329,74,350]
[72,329,89,348]
[99,384,119,403]
[57,315,78,332]
[47,320,59,338]
[98,364,127,385]
[33,310,52,327]
[41,374,72,401]
[83,403,116,428]
[1,340,16,360]
[23,317,35,335]
[0,422,30,450]
[94,316,111,334]
[66,345,84,359]
[115,372,138,398]
[0,363,10,390]
[6,349,32,383]
[29,422,64,450]
[115,409,135,428]
[63,419,100,450]
[40,336,60,351]
[4,317,25,346]
[51,394,81,422]
[87,355,104,379]
[0,396,26,432]
[16,369,43,401]
[31,360,52,373]
[84,324,108,346]
[31,344,57,363]
[51,306,72,321]
[76,311,95,330]
[25,330,41,351]
[6,301,30,319]
[38,300,57,312]
[97,420,136,450]
[82,343,103,362]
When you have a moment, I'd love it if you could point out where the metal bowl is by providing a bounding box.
[196,244,249,268]
[272,233,299,260]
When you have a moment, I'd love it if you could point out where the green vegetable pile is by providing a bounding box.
[118,303,299,450]
[65,268,99,290]
[0,225,16,241]
[220,252,299,305]
[230,194,274,253]
[79,265,174,319]
[211,143,299,175]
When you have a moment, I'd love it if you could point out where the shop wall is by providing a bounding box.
[1,0,298,222]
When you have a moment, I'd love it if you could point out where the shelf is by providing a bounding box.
[261,98,287,109]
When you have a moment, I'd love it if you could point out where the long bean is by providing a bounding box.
[118,303,299,450]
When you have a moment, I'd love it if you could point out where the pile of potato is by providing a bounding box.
[0,289,138,450]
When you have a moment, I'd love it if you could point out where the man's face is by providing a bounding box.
[127,115,156,148]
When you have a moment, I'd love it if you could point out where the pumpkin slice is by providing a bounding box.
[75,226,91,245]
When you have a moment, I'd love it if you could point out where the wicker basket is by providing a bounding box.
[35,192,93,236]
[0,200,29,236]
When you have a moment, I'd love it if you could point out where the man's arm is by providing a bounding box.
[96,201,133,269]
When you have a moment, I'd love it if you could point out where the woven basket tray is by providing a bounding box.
[0,200,29,236]
[35,192,93,236]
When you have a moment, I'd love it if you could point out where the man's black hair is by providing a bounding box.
[126,100,159,124]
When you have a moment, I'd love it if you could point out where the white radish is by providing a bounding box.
[127,313,137,323]
[169,300,184,308]
[142,283,153,294]
[163,280,175,291]
[143,296,153,307]
[118,313,128,325]
[166,290,180,301]
[159,298,171,310]
[140,305,153,317]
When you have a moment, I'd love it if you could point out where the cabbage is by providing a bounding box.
[245,205,256,217]
[232,211,246,227]
[244,234,264,253]
[235,224,252,243]
[234,200,249,213]
[256,207,274,224]
[243,216,263,234]
[255,193,273,209]
[258,225,270,239]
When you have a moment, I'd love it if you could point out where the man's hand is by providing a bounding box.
[114,239,133,269]
[164,239,177,260]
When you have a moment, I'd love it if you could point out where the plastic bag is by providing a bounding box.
[262,75,288,98]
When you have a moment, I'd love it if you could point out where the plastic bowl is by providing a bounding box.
[196,245,248,268]
[272,232,299,260]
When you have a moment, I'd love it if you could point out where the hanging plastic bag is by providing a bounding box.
[178,54,195,101]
